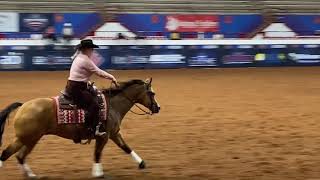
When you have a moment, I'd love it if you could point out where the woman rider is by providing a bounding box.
[66,39,117,136]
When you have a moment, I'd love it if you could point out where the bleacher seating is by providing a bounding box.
[104,0,320,14]
[0,0,99,12]
[261,0,320,14]
[105,0,259,14]
[0,0,319,14]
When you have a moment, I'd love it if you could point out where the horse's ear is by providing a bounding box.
[145,77,152,86]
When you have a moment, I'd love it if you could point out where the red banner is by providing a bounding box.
[165,15,219,32]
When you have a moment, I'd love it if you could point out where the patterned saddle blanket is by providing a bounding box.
[53,91,108,124]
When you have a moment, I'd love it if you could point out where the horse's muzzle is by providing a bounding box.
[151,104,160,114]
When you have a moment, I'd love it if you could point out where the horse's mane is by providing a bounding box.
[101,79,145,97]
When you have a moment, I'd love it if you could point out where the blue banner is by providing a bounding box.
[111,45,150,69]
[30,46,110,70]
[287,44,320,64]
[221,45,256,66]
[0,46,29,70]
[117,14,263,38]
[93,46,111,69]
[186,45,219,67]
[54,13,102,38]
[254,45,287,65]
[148,45,186,68]
[30,46,73,70]
[110,45,186,69]
[1,44,320,71]
[20,13,53,33]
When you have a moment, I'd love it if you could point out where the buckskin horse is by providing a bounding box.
[0,78,160,179]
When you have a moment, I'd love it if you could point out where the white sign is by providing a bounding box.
[32,56,48,64]
[0,12,19,32]
[111,56,149,64]
[32,56,72,65]
[149,54,185,64]
[288,53,320,63]
[0,55,22,65]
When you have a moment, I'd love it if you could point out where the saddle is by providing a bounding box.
[53,84,108,125]
[59,90,77,109]
[52,83,108,144]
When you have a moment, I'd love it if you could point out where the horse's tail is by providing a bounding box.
[0,102,23,146]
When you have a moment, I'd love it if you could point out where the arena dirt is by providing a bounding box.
[0,67,320,180]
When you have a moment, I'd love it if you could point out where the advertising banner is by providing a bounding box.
[20,13,53,32]
[221,45,255,65]
[110,45,186,69]
[254,44,287,65]
[165,15,219,32]
[93,46,111,69]
[30,46,73,70]
[287,44,320,64]
[111,46,149,65]
[0,51,24,70]
[2,44,320,71]
[110,46,149,69]
[148,45,186,68]
[186,45,219,67]
[0,12,19,32]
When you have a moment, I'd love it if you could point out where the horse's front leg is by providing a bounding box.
[92,136,108,178]
[111,132,146,169]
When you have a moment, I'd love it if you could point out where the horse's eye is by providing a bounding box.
[148,91,155,96]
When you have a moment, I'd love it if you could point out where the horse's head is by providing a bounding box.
[138,78,160,114]
[104,78,160,114]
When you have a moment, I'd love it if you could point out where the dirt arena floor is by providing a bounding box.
[1,67,320,180]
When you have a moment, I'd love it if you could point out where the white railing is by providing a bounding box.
[1,39,320,46]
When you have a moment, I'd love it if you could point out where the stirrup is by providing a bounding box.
[95,131,106,137]
[95,123,106,137]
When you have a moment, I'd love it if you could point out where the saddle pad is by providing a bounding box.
[53,92,108,124]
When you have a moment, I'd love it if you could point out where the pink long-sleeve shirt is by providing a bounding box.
[68,52,113,82]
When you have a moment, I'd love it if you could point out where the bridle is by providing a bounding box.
[108,82,154,116]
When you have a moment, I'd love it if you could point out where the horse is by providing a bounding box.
[0,78,160,179]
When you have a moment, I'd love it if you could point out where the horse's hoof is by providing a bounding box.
[92,172,105,179]
[139,160,146,169]
[26,176,39,180]
[38,176,49,180]
[0,160,3,168]
[93,175,105,179]
[95,175,113,180]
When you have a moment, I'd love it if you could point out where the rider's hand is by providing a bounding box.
[111,77,119,87]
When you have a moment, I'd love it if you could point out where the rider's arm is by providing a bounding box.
[86,59,115,81]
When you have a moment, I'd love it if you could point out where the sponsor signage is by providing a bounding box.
[20,13,53,32]
[0,12,19,32]
[186,45,218,66]
[165,15,219,32]
[0,52,24,69]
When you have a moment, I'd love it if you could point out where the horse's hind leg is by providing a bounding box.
[0,138,23,166]
[16,141,38,178]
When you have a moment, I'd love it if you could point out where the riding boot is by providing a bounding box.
[90,110,106,137]
[95,122,106,137]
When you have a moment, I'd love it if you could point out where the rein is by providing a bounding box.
[129,101,152,116]
[108,82,152,116]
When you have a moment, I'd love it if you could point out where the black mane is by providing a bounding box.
[102,79,145,97]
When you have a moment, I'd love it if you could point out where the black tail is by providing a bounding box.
[0,102,23,146]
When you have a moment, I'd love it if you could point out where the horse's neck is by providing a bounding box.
[110,95,133,121]
[109,86,141,123]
